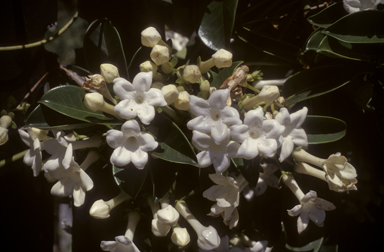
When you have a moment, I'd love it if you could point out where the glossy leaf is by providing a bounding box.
[323,10,384,44]
[302,116,347,144]
[25,104,92,130]
[39,85,120,124]
[283,64,369,107]
[307,2,347,28]
[146,113,197,165]
[150,158,178,199]
[210,61,243,89]
[317,36,384,62]
[113,163,148,199]
[198,0,238,51]
[305,29,326,52]
[236,27,301,64]
[232,157,260,187]
[83,18,129,78]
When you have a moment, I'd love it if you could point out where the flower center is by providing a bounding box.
[136,96,144,104]
[211,110,220,121]
[249,130,259,139]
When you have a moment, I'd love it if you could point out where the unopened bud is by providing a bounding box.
[0,127,9,145]
[100,64,120,83]
[31,127,50,141]
[162,85,179,105]
[157,205,180,226]
[152,218,171,237]
[151,45,170,66]
[151,81,164,89]
[84,93,120,118]
[89,199,110,219]
[177,86,185,92]
[84,74,105,90]
[171,227,190,247]
[161,62,174,74]
[0,115,12,129]
[183,65,201,83]
[174,91,190,111]
[212,49,232,68]
[140,60,158,74]
[199,80,210,99]
[141,27,161,47]
[258,85,280,105]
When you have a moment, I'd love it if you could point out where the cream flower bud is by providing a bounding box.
[212,49,232,68]
[177,86,185,92]
[84,74,117,105]
[140,60,158,74]
[89,199,111,219]
[183,65,201,83]
[199,80,210,99]
[151,45,170,66]
[161,84,179,105]
[174,91,190,111]
[151,81,164,89]
[84,93,120,118]
[31,127,50,141]
[241,85,280,110]
[152,218,172,237]
[161,62,174,74]
[175,201,220,250]
[0,127,9,145]
[100,64,120,83]
[171,226,190,247]
[157,205,180,226]
[0,115,12,129]
[141,27,162,47]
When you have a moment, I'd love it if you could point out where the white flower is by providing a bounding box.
[230,107,284,159]
[157,205,180,226]
[188,89,241,145]
[343,0,384,13]
[18,128,44,176]
[152,218,172,237]
[106,120,158,169]
[175,201,221,251]
[275,107,308,162]
[171,226,190,247]
[101,236,140,252]
[192,130,239,173]
[113,72,167,125]
[50,157,94,207]
[287,190,336,234]
[323,153,358,191]
[243,162,279,199]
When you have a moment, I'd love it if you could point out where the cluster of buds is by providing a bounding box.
[141,27,171,66]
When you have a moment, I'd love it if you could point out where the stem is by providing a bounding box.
[295,162,326,181]
[254,79,287,90]
[0,12,79,51]
[80,150,99,171]
[100,102,121,119]
[281,174,304,201]
[198,58,215,74]
[72,135,103,150]
[0,149,28,168]
[241,82,260,94]
[160,193,170,208]
[125,211,141,240]
[293,149,325,168]
[106,191,132,210]
[147,196,160,216]
[175,201,204,232]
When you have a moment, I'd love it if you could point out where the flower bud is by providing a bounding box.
[152,218,171,237]
[0,127,9,145]
[0,115,12,129]
[177,86,185,92]
[31,127,50,141]
[84,93,120,118]
[161,85,179,105]
[258,85,280,105]
[199,80,210,99]
[141,27,161,47]
[161,62,174,74]
[157,205,180,226]
[171,227,190,247]
[140,60,158,74]
[183,65,201,83]
[89,199,111,219]
[212,49,232,68]
[151,81,164,89]
[84,74,106,90]
[174,91,190,111]
[150,45,170,66]
[100,64,120,83]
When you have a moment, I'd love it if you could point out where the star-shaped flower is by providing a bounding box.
[192,130,239,173]
[230,107,284,159]
[187,89,241,145]
[49,157,94,207]
[107,119,158,169]
[275,107,308,162]
[287,190,336,234]
[113,72,167,125]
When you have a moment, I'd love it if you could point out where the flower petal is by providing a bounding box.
[208,89,229,110]
[230,124,249,143]
[146,88,167,107]
[106,130,125,149]
[308,208,325,227]
[297,211,309,234]
[237,138,259,160]
[187,116,213,133]
[114,99,138,119]
[192,131,211,151]
[290,107,308,128]
[279,136,294,162]
[211,122,229,145]
[132,71,153,93]
[189,95,211,117]
[287,204,302,216]
[136,103,156,125]
[138,133,158,151]
[197,151,212,168]
[220,106,241,126]
[131,149,148,169]
[113,77,134,100]
[291,128,308,147]
[111,147,131,167]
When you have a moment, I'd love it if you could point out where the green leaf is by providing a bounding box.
[146,113,197,165]
[286,237,324,252]
[323,10,384,44]
[233,157,260,187]
[150,158,178,199]
[283,64,369,107]
[307,2,347,28]
[83,18,129,78]
[198,0,238,51]
[210,61,243,89]
[305,29,326,52]
[236,27,301,64]
[113,163,148,199]
[303,116,347,144]
[318,35,384,63]
[25,104,93,130]
[38,85,120,125]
